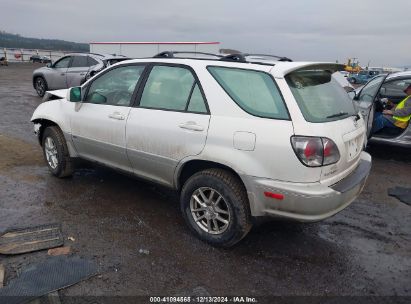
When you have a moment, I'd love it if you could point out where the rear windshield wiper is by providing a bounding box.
[326,112,348,119]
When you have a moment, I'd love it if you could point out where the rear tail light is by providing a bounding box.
[291,136,340,167]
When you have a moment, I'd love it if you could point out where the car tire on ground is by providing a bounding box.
[42,126,73,178]
[180,168,252,247]
[34,76,48,97]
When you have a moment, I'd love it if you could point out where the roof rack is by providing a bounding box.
[220,53,292,62]
[153,51,223,59]
[152,51,292,65]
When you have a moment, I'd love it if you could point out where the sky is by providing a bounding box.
[1,0,410,67]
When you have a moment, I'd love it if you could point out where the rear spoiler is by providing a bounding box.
[271,63,346,78]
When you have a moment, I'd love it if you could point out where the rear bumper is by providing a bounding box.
[243,151,372,221]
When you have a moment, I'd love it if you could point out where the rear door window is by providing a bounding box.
[286,70,356,122]
[139,65,206,112]
[207,66,289,119]
[70,56,89,68]
[88,57,99,67]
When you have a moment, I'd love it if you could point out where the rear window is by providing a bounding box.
[285,70,356,123]
[207,66,289,119]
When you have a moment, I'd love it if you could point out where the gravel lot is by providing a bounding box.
[0,63,410,302]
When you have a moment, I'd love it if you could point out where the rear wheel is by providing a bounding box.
[180,168,252,247]
[42,126,73,178]
[35,76,48,97]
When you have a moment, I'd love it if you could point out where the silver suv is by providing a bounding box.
[31,52,372,247]
[32,53,130,97]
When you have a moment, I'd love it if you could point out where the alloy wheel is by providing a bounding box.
[44,136,59,169]
[190,187,231,235]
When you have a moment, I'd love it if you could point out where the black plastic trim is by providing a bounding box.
[330,158,371,193]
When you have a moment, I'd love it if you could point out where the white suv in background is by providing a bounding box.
[31,52,372,247]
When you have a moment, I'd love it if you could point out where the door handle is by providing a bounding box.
[108,112,125,120]
[179,121,204,131]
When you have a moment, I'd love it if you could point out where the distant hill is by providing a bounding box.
[0,30,89,52]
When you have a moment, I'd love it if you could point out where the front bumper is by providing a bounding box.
[242,151,372,221]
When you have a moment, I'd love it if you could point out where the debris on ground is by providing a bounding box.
[0,264,4,288]
[47,246,71,256]
[0,256,98,304]
[67,237,75,242]
[0,223,63,255]
[388,187,411,206]
[139,249,150,255]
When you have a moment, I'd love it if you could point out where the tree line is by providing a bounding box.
[0,30,89,52]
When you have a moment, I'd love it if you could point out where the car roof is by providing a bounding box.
[113,58,344,77]
[64,52,128,60]
[386,70,411,80]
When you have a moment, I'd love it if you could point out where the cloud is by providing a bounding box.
[0,0,410,66]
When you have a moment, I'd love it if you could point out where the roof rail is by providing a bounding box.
[152,51,292,65]
[245,54,293,62]
[153,51,223,59]
[220,53,292,62]
[220,54,247,62]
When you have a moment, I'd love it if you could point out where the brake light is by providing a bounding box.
[291,136,340,167]
[322,138,340,165]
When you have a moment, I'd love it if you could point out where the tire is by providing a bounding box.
[42,126,73,178]
[180,168,252,247]
[34,76,48,97]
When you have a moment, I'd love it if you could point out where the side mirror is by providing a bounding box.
[67,87,82,102]
[348,90,357,99]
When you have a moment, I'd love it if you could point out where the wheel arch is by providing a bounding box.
[175,159,246,191]
[32,118,59,146]
[32,73,47,88]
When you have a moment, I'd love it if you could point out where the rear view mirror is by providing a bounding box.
[67,87,82,102]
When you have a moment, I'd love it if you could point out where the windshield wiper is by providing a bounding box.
[326,112,348,119]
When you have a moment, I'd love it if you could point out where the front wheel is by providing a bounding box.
[180,169,252,247]
[35,76,48,97]
[42,126,73,178]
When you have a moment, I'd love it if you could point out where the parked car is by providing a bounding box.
[31,53,371,246]
[0,57,8,66]
[30,55,51,63]
[32,53,130,97]
[348,70,380,84]
[339,71,350,78]
[351,71,411,147]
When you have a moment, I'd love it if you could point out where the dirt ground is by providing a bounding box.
[0,63,410,302]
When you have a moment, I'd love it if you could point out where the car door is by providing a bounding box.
[66,55,91,88]
[70,64,147,171]
[47,56,72,89]
[126,64,210,187]
[355,74,388,138]
[379,77,411,104]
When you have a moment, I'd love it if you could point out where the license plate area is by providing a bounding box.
[347,135,362,161]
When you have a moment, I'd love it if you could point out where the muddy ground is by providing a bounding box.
[0,63,410,301]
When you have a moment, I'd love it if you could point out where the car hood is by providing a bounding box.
[43,89,68,101]
[33,66,50,74]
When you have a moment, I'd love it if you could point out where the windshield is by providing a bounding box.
[285,70,356,123]
[357,75,386,103]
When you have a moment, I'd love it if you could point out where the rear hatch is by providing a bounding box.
[282,64,366,185]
